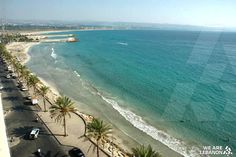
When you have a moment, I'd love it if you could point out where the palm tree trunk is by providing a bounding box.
[97,140,100,157]
[43,97,46,112]
[33,86,36,96]
[63,116,67,136]
[26,82,29,90]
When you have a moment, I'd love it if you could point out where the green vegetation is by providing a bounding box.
[86,118,112,157]
[0,43,8,57]
[2,24,75,31]
[50,96,77,136]
[131,145,162,157]
[0,33,34,44]
[39,86,50,112]
[28,75,40,95]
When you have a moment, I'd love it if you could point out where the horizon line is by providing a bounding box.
[2,18,236,30]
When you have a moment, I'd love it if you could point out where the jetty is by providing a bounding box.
[43,34,74,37]
[26,33,78,43]
[41,37,78,43]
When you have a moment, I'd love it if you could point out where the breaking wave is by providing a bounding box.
[117,42,128,46]
[95,92,201,157]
[74,70,81,77]
[51,48,57,59]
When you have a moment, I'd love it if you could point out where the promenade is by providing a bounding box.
[34,88,109,157]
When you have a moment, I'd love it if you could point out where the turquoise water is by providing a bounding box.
[27,30,236,156]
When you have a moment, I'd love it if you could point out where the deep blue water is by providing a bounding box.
[28,30,236,156]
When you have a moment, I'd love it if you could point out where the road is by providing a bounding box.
[0,57,70,157]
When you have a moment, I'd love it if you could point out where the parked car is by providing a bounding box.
[29,128,40,139]
[21,86,28,91]
[0,85,3,90]
[27,95,32,100]
[69,147,85,157]
[6,74,11,79]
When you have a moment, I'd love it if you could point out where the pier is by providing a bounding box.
[41,37,78,43]
[43,34,74,37]
[26,33,78,43]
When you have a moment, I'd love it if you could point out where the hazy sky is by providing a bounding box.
[1,0,236,27]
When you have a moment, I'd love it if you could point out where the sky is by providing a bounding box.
[1,0,236,27]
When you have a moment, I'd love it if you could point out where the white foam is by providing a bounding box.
[99,95,202,157]
[51,48,57,59]
[117,42,128,46]
[74,70,81,77]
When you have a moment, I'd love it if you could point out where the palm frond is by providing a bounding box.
[131,145,161,157]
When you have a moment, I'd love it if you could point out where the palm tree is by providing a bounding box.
[50,96,77,136]
[28,75,39,95]
[22,69,31,89]
[40,86,49,112]
[131,145,161,157]
[86,118,112,157]
[19,64,26,81]
[3,51,12,65]
[14,62,21,78]
[9,57,17,73]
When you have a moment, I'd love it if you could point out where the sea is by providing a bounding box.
[27,30,236,157]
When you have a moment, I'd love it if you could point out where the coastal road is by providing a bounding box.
[0,59,69,157]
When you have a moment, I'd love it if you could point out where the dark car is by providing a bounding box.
[69,147,85,157]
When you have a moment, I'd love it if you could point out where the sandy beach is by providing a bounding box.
[20,30,78,36]
[5,31,132,157]
[6,42,39,65]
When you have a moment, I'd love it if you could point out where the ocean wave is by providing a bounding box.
[51,48,57,59]
[97,95,201,157]
[117,42,128,46]
[74,70,81,77]
[70,70,202,157]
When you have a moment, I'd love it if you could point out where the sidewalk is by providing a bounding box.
[0,93,11,157]
[34,92,109,157]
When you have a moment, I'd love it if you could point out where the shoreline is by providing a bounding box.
[20,28,115,36]
[6,30,187,157]
[5,30,133,156]
[6,42,39,65]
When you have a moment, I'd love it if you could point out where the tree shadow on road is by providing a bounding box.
[2,87,18,92]
[33,150,68,157]
[0,80,12,83]
[11,126,37,140]
[38,129,65,137]
[11,105,37,112]
[3,96,20,101]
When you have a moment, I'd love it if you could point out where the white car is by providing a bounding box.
[21,86,28,91]
[27,95,32,100]
[7,66,12,70]
[6,74,11,79]
[0,85,3,90]
[29,128,40,139]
